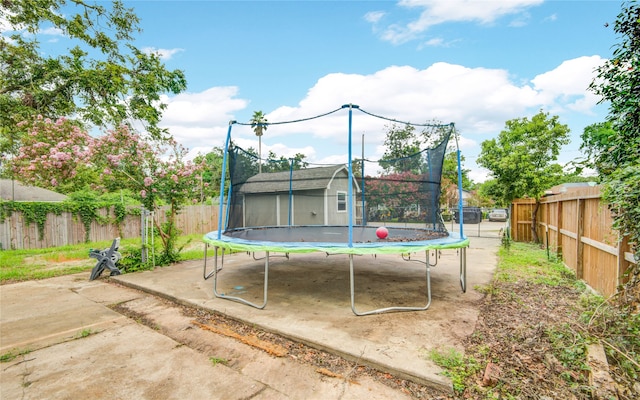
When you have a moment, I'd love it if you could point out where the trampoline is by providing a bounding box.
[203,104,470,315]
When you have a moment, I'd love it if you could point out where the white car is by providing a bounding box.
[488,209,508,222]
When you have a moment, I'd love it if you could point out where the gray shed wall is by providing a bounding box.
[238,169,359,228]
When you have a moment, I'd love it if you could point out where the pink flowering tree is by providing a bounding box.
[6,116,97,193]
[93,125,205,263]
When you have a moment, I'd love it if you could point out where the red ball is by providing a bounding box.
[376,226,388,239]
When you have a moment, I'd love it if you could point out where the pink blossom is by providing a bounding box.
[171,174,178,183]
[143,177,153,186]
[51,178,58,186]
[140,189,147,198]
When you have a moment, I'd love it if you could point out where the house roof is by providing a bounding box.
[544,182,597,196]
[0,179,68,202]
[237,165,361,194]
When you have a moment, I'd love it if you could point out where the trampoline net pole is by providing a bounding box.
[347,104,354,247]
[217,122,234,239]
[455,126,465,239]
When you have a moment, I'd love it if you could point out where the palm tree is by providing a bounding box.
[250,111,268,173]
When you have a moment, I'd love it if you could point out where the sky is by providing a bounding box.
[10,0,625,182]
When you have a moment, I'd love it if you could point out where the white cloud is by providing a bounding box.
[162,57,606,178]
[39,27,64,36]
[159,87,249,156]
[364,11,385,24]
[508,12,531,28]
[469,167,491,184]
[142,47,184,61]
[161,87,247,126]
[424,37,444,46]
[377,0,544,44]
[0,11,19,33]
[531,55,606,113]
[264,62,549,141]
[419,37,448,48]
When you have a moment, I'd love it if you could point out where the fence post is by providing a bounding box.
[617,235,630,287]
[141,206,147,263]
[556,199,563,260]
[576,199,585,279]
[510,203,517,241]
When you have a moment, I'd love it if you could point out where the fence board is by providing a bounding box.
[511,186,636,297]
[510,199,536,242]
[0,204,218,250]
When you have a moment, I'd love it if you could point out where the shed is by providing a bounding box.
[233,165,361,228]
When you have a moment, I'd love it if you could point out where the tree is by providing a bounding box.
[579,121,618,176]
[442,151,472,190]
[249,111,268,173]
[587,1,640,299]
[379,123,421,173]
[92,126,205,264]
[365,171,426,220]
[440,151,474,209]
[477,111,570,242]
[0,0,187,153]
[193,147,226,202]
[378,121,451,174]
[377,120,459,220]
[261,151,308,173]
[6,116,97,193]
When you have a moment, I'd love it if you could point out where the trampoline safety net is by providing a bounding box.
[204,105,469,315]
[221,111,453,244]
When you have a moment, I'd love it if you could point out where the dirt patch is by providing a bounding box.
[463,281,588,398]
[21,255,92,271]
[461,278,638,399]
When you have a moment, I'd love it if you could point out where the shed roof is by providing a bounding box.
[0,179,68,202]
[237,165,360,194]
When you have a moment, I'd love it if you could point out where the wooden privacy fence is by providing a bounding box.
[511,186,636,297]
[0,204,219,250]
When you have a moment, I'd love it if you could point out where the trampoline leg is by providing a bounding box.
[459,246,467,293]
[203,244,224,280]
[350,252,432,316]
[213,250,269,309]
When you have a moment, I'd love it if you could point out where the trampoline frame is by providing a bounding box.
[203,231,469,316]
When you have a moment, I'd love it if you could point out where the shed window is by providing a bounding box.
[337,191,347,212]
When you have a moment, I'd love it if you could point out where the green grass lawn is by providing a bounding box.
[0,234,207,284]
